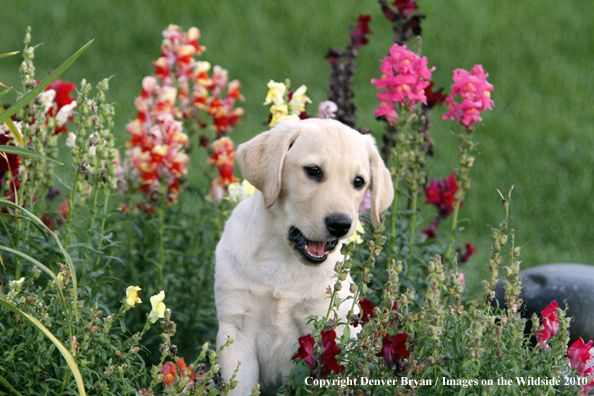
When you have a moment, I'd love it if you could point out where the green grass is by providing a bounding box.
[1,0,593,295]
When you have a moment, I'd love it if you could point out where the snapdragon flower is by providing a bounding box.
[372,43,434,125]
[443,64,493,130]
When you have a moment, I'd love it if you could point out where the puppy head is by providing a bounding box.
[237,119,393,265]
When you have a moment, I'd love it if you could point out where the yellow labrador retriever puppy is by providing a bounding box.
[215,118,393,395]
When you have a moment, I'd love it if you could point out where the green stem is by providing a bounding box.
[409,165,419,248]
[158,208,165,290]
[92,193,110,270]
[82,171,101,276]
[390,174,400,247]
[63,174,81,250]
[445,199,462,261]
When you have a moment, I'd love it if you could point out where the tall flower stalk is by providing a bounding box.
[443,65,494,261]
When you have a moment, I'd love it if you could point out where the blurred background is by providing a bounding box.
[1,0,593,293]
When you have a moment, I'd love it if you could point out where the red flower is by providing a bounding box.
[376,331,410,369]
[352,15,372,50]
[176,357,195,379]
[535,301,560,349]
[46,80,76,109]
[541,301,560,337]
[292,334,317,370]
[207,137,239,203]
[45,79,76,133]
[567,338,594,376]
[392,0,418,16]
[422,218,439,240]
[424,82,445,109]
[424,173,458,218]
[352,299,374,327]
[160,361,178,386]
[320,329,345,378]
[0,130,20,176]
[460,242,477,263]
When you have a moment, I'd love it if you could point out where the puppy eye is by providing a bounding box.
[304,166,322,180]
[354,176,365,189]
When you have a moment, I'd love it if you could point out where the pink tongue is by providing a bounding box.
[306,241,327,257]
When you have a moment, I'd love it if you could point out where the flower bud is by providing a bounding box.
[503,266,512,278]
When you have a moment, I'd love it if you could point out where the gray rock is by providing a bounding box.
[494,263,594,344]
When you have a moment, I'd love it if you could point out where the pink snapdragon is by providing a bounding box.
[318,101,338,119]
[372,43,434,125]
[442,65,493,130]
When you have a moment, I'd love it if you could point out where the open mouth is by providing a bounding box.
[288,226,339,264]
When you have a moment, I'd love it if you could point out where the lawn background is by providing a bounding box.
[1,0,593,295]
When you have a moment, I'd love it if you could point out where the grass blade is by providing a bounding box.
[0,39,94,125]
[0,145,63,165]
[0,296,86,395]
[0,198,78,322]
[0,372,23,396]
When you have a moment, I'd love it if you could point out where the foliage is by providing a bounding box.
[1,1,592,395]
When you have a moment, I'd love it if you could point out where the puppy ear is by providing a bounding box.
[367,138,394,226]
[236,121,301,208]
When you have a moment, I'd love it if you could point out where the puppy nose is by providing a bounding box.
[325,214,352,238]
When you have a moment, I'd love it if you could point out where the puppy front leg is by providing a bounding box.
[217,320,259,396]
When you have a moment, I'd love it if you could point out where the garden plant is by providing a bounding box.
[0,1,593,395]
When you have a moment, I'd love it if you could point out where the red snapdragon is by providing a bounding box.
[376,331,410,369]
[535,301,560,349]
[352,299,374,327]
[320,329,345,378]
[424,173,459,218]
[460,242,477,263]
[292,329,345,379]
[207,137,239,204]
[292,334,317,370]
[160,361,178,386]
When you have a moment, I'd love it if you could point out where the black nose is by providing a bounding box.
[325,214,352,238]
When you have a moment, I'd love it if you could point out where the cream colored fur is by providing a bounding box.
[215,119,393,395]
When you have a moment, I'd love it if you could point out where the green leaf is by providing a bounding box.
[0,39,94,126]
[0,87,13,100]
[0,296,86,395]
[0,145,63,165]
[0,198,78,322]
[0,51,19,59]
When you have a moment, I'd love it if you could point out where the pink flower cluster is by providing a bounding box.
[372,43,434,125]
[122,25,244,204]
[567,338,594,395]
[442,65,493,130]
[534,301,560,349]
